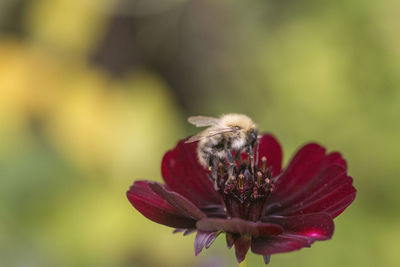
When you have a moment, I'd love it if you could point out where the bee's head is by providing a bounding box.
[220,113,258,146]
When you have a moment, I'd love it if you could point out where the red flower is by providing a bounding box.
[127,134,356,264]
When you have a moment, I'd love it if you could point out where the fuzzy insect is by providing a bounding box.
[186,114,259,171]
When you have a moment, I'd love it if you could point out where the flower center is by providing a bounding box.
[210,146,275,221]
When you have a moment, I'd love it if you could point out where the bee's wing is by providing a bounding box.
[185,127,236,143]
[187,116,220,127]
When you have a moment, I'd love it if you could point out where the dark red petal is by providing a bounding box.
[321,189,357,218]
[276,177,356,218]
[196,218,283,237]
[127,181,196,228]
[267,143,355,218]
[161,139,221,207]
[262,213,334,240]
[283,167,351,209]
[269,143,327,201]
[148,182,206,220]
[234,235,251,263]
[328,152,347,168]
[252,213,334,255]
[271,164,346,209]
[257,134,283,177]
[251,234,314,255]
[194,230,220,256]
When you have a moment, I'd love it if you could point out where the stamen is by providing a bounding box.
[218,162,224,176]
[211,144,274,221]
[261,156,267,172]
[224,175,236,194]
[226,175,235,186]
[238,174,244,191]
[257,171,262,186]
[249,146,254,171]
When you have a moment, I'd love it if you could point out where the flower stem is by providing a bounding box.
[239,257,247,267]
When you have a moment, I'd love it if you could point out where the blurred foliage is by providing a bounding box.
[0,0,399,266]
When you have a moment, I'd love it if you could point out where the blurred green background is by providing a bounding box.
[1,0,399,266]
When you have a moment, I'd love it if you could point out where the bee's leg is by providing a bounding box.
[254,140,260,172]
[235,150,242,165]
[227,149,235,164]
[248,145,254,171]
[226,150,235,177]
[208,156,219,190]
[206,156,214,180]
[254,140,260,168]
